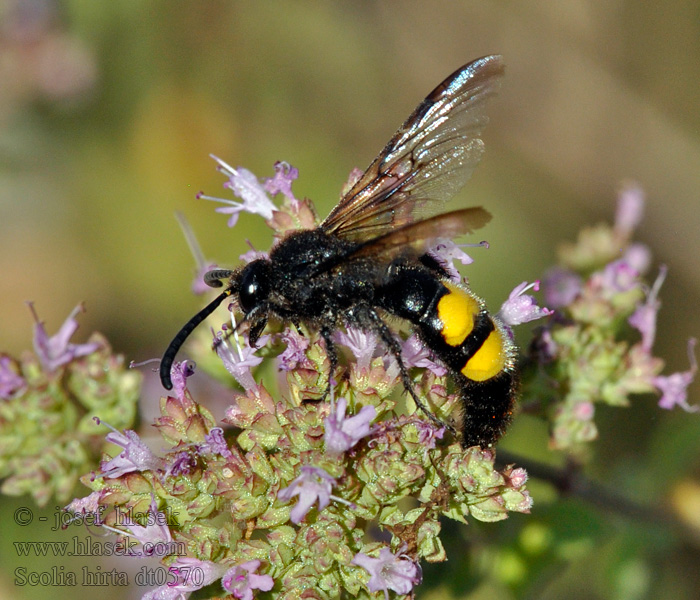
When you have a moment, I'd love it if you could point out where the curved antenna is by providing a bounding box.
[204,269,235,288]
[160,289,234,389]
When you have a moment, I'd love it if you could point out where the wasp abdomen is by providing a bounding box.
[378,266,516,447]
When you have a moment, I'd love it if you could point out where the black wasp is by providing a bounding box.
[160,55,517,449]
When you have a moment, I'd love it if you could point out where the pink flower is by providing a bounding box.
[278,465,336,524]
[401,334,447,377]
[213,328,269,392]
[199,427,233,459]
[335,327,377,372]
[498,281,553,327]
[614,183,645,237]
[141,557,225,600]
[263,161,299,202]
[277,328,311,371]
[426,238,480,283]
[653,338,698,413]
[29,302,100,372]
[628,265,667,352]
[198,156,276,228]
[324,398,376,455]
[0,355,25,399]
[119,496,172,555]
[99,421,164,478]
[221,560,274,600]
[351,546,422,600]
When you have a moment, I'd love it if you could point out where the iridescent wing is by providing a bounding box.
[320,55,504,241]
[346,207,491,260]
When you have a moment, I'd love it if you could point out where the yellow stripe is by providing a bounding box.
[436,282,480,346]
[461,330,507,381]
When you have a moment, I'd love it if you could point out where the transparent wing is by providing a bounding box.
[345,207,492,261]
[320,55,504,241]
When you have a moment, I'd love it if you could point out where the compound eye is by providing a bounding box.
[238,264,266,313]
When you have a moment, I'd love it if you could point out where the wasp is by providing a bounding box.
[160,55,517,448]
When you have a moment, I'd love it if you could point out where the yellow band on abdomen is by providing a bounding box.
[436,282,480,346]
[461,330,507,381]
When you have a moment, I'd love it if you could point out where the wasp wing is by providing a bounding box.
[345,207,491,261]
[320,55,504,242]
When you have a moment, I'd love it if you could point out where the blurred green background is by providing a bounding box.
[1,2,700,599]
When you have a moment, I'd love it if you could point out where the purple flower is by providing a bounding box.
[653,338,698,413]
[614,183,645,237]
[277,328,311,371]
[99,421,164,478]
[324,397,376,455]
[119,496,172,554]
[278,465,336,524]
[597,259,639,295]
[168,360,196,400]
[65,490,104,525]
[221,559,274,600]
[0,355,25,399]
[413,419,446,449]
[167,451,196,477]
[198,155,276,228]
[498,281,553,327]
[213,327,269,392]
[426,238,479,283]
[239,247,269,264]
[628,265,667,352]
[622,242,651,275]
[141,557,225,600]
[199,427,233,459]
[543,267,582,308]
[351,546,422,600]
[335,327,377,372]
[29,302,100,372]
[401,334,447,377]
[263,160,299,202]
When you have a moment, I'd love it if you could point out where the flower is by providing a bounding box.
[335,327,378,372]
[401,334,447,376]
[426,238,479,283]
[628,265,667,352]
[213,326,269,392]
[263,160,299,202]
[324,397,376,455]
[614,183,645,238]
[167,451,196,477]
[277,328,311,371]
[118,496,172,554]
[142,557,225,600]
[198,155,276,228]
[351,546,422,600]
[653,338,698,412]
[99,421,164,478]
[543,267,583,308]
[199,427,233,459]
[168,360,196,400]
[221,560,274,600]
[29,302,100,372]
[278,465,336,524]
[498,281,553,327]
[0,355,25,399]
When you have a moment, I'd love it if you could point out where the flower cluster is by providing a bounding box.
[0,303,140,505]
[69,161,534,600]
[525,184,697,452]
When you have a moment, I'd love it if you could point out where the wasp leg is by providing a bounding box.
[301,326,337,404]
[365,308,456,435]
